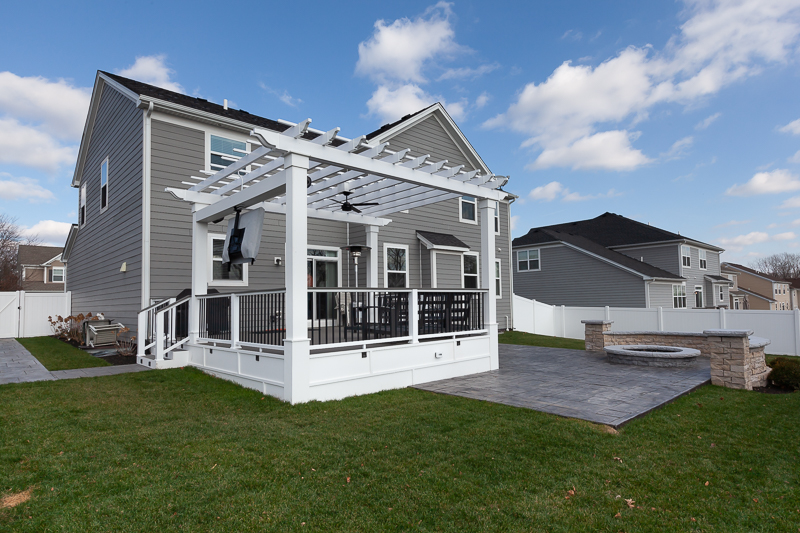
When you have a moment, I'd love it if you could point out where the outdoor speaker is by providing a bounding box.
[222,207,265,265]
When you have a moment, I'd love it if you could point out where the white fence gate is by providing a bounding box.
[0,291,71,338]
[513,294,800,356]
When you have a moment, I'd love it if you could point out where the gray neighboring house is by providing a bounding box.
[62,71,515,336]
[513,213,730,309]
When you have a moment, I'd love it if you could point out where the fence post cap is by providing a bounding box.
[581,320,613,325]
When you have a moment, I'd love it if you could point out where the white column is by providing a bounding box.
[283,153,310,404]
[189,203,210,344]
[365,225,379,288]
[230,293,240,349]
[478,199,498,370]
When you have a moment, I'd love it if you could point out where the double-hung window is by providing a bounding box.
[718,285,724,302]
[463,253,479,289]
[100,158,109,211]
[494,201,500,234]
[494,259,502,298]
[51,267,65,282]
[698,249,707,270]
[209,234,247,286]
[210,135,248,174]
[385,244,408,288]
[673,284,687,308]
[79,184,87,227]
[459,196,477,224]
[681,246,691,268]
[517,249,540,271]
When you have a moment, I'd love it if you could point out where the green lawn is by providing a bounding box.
[1,369,797,531]
[15,336,110,371]
[499,330,586,350]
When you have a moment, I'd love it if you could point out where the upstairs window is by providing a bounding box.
[681,246,691,268]
[100,158,109,211]
[463,253,479,289]
[517,249,540,271]
[210,135,248,174]
[459,196,477,224]
[79,184,87,227]
[385,244,408,288]
[673,284,687,308]
[494,201,500,234]
[699,249,707,270]
[51,267,65,283]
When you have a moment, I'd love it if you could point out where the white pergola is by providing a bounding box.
[167,118,508,403]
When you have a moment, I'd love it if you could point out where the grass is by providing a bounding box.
[499,330,585,350]
[15,337,110,371]
[1,370,797,532]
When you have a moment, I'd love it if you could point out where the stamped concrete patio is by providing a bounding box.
[415,344,711,428]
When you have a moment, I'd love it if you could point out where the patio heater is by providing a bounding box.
[342,245,370,288]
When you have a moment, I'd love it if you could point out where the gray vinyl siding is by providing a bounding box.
[649,283,676,308]
[681,246,723,308]
[387,116,478,169]
[616,244,680,276]
[513,244,647,307]
[435,252,462,288]
[66,85,143,333]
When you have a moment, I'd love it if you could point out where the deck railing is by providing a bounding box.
[137,298,174,356]
[192,287,488,350]
[137,296,190,360]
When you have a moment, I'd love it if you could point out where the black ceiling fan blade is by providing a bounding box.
[352,202,379,207]
[351,206,363,214]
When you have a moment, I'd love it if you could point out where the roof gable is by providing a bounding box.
[18,245,64,266]
[365,103,491,175]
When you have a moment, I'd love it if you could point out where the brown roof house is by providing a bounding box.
[721,263,789,310]
[17,245,66,292]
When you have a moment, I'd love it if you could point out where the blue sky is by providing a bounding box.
[2,0,800,265]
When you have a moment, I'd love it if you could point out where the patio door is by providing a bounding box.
[307,248,340,325]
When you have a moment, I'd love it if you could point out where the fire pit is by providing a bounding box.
[604,345,700,367]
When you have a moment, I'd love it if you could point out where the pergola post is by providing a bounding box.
[365,225,379,288]
[478,199,499,370]
[283,153,310,404]
[189,203,210,343]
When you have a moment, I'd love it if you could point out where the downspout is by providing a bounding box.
[506,196,516,330]
[141,101,153,308]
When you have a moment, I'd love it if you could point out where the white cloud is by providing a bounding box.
[718,230,798,251]
[0,72,91,139]
[437,63,500,81]
[779,118,800,135]
[117,55,183,93]
[782,196,800,208]
[661,136,694,160]
[475,92,490,109]
[774,231,796,240]
[510,215,519,231]
[528,130,651,171]
[21,220,72,246]
[0,118,77,173]
[365,84,467,123]
[561,29,583,41]
[529,181,564,201]
[0,173,56,202]
[695,112,721,130]
[726,169,800,196]
[484,0,800,171]
[356,2,460,84]
[562,188,621,202]
[789,150,800,163]
[259,83,302,107]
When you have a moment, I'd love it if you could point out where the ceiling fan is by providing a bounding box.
[332,191,379,214]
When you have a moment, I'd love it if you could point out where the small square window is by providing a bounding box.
[209,234,247,286]
[459,196,477,224]
[517,249,540,271]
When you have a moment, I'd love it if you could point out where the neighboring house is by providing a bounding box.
[721,263,790,310]
[720,267,747,310]
[17,245,66,292]
[513,213,731,309]
[786,278,800,310]
[63,71,515,337]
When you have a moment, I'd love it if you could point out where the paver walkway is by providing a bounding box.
[415,344,711,428]
[0,338,149,385]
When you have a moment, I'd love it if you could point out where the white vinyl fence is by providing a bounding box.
[0,291,71,338]
[513,294,800,356]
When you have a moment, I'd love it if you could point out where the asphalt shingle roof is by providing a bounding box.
[18,245,63,266]
[722,262,785,282]
[416,231,469,249]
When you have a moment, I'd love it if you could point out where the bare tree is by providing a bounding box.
[750,252,800,280]
[0,214,40,291]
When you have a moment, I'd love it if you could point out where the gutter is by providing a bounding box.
[507,195,515,330]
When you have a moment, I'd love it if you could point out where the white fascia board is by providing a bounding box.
[367,103,492,176]
[61,224,79,262]
[252,129,506,202]
[166,187,391,227]
[42,254,63,265]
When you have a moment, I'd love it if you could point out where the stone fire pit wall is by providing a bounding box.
[582,321,771,391]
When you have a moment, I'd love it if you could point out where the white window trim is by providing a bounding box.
[673,283,687,309]
[517,248,541,272]
[51,267,65,283]
[462,252,480,289]
[207,132,251,174]
[681,246,691,269]
[494,258,502,299]
[100,157,109,213]
[383,243,409,288]
[458,196,478,225]
[307,245,342,287]
[698,249,707,270]
[208,232,248,287]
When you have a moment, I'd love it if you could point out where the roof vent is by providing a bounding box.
[224,99,228,110]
